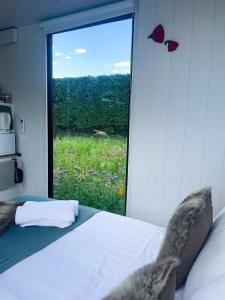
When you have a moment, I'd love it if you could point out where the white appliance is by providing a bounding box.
[0,133,16,156]
[0,28,17,46]
[0,112,11,133]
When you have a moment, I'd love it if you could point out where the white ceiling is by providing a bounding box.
[0,0,122,29]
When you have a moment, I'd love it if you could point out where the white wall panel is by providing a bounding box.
[128,0,225,225]
[0,24,48,199]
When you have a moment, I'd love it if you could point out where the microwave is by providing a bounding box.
[0,133,16,156]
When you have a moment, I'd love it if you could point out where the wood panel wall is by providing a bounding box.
[127,0,225,225]
[0,25,48,199]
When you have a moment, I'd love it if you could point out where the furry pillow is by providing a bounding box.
[157,187,213,288]
[103,257,179,300]
[0,200,24,235]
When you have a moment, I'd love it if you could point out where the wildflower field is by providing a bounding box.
[53,136,127,215]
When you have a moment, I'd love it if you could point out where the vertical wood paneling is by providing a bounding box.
[200,0,225,213]
[0,25,48,199]
[127,0,157,217]
[180,0,215,197]
[213,0,225,211]
[128,0,225,225]
[144,0,174,225]
[159,0,195,223]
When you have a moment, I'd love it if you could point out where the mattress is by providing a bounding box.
[0,211,184,300]
[0,205,99,273]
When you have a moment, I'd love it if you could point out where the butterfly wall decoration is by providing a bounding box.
[148,24,165,43]
[148,24,179,52]
[164,40,179,52]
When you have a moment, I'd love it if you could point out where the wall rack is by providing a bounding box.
[0,153,21,160]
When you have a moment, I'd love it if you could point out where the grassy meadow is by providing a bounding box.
[53,136,127,215]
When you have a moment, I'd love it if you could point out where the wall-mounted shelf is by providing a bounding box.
[0,153,21,160]
[0,102,13,107]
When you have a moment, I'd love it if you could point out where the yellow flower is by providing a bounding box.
[116,187,124,196]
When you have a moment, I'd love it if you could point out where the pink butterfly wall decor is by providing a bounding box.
[164,40,179,52]
[148,24,179,52]
[148,24,164,43]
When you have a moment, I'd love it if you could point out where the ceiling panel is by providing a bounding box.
[0,0,121,29]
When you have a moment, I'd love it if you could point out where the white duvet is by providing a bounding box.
[0,212,184,300]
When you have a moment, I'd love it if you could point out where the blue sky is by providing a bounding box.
[52,18,132,78]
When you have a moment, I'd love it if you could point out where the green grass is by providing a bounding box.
[53,136,127,215]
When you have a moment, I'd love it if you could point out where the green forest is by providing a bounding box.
[52,74,130,136]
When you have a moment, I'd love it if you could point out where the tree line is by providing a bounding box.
[52,74,130,136]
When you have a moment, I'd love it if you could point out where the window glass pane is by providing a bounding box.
[52,18,132,215]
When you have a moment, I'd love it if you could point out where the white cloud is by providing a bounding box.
[55,51,64,57]
[65,55,72,60]
[53,61,59,65]
[113,61,130,68]
[112,69,130,74]
[74,48,87,54]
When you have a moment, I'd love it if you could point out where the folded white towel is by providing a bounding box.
[15,200,79,228]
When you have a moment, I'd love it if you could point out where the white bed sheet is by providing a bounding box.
[0,211,183,300]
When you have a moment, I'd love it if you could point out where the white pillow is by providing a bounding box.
[183,207,225,300]
[213,206,225,220]
[188,275,225,300]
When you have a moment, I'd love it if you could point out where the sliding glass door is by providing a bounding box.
[48,16,133,215]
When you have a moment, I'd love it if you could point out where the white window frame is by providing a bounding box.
[40,0,136,34]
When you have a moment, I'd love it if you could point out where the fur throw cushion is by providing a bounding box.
[157,187,213,288]
[103,257,179,300]
[0,200,24,235]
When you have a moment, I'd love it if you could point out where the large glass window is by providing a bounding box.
[49,16,132,215]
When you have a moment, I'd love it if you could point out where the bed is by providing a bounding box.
[2,190,225,300]
[0,195,185,300]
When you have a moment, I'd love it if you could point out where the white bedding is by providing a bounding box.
[0,211,184,300]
